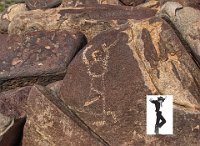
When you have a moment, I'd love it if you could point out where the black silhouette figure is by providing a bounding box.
[150,96,166,134]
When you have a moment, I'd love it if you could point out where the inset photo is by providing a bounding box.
[146,95,173,135]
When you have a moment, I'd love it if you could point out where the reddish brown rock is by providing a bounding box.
[130,107,200,145]
[0,86,31,118]
[0,30,86,91]
[25,0,62,10]
[0,87,31,146]
[60,17,200,145]
[119,0,146,6]
[149,107,200,146]
[23,85,104,146]
[8,5,156,40]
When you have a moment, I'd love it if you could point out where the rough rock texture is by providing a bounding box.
[159,2,200,64]
[150,107,200,146]
[8,5,156,40]
[60,17,200,145]
[159,0,200,9]
[0,86,31,146]
[0,86,31,118]
[23,85,104,146]
[25,0,62,10]
[137,0,160,10]
[46,80,63,97]
[0,1,199,145]
[0,0,25,12]
[0,87,31,146]
[0,3,27,33]
[0,117,26,146]
[61,0,121,7]
[0,30,86,91]
[0,113,13,141]
[119,0,146,6]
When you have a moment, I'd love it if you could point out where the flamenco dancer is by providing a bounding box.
[150,96,166,134]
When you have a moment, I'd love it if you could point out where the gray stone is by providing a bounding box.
[159,0,200,9]
[159,2,200,64]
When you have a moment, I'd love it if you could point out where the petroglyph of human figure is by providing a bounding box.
[82,41,118,125]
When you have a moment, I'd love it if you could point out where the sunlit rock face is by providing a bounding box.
[60,16,200,145]
[7,5,156,41]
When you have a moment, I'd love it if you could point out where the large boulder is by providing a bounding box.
[8,5,156,40]
[23,85,104,146]
[0,4,27,33]
[159,2,200,65]
[0,30,86,92]
[60,17,200,145]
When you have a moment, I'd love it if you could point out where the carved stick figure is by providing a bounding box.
[82,40,118,125]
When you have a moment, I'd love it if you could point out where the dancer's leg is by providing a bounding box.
[155,112,160,134]
[156,112,160,126]
[158,113,166,128]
